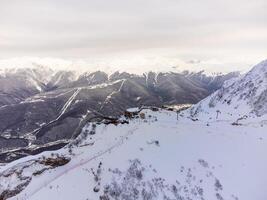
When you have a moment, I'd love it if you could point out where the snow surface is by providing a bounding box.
[1,108,266,200]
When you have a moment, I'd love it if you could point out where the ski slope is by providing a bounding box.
[1,108,266,200]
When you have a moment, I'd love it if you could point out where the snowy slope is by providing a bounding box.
[0,108,266,200]
[182,60,267,123]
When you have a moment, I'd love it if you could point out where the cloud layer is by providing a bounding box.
[0,0,266,71]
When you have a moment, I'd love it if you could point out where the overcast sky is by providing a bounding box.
[0,0,266,72]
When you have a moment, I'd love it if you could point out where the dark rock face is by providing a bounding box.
[0,68,238,161]
[0,137,28,150]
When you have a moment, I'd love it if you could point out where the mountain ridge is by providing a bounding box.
[182,60,267,123]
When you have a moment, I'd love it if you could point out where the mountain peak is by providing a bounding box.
[183,60,267,123]
[249,59,267,74]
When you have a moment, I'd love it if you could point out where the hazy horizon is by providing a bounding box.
[1,0,266,73]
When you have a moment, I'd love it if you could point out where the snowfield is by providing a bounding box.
[0,108,266,200]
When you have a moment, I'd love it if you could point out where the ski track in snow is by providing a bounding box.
[100,79,125,110]
[25,88,82,138]
[56,88,81,120]
[23,126,138,200]
[118,79,125,92]
[47,88,81,125]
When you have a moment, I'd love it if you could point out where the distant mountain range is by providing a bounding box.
[0,66,239,162]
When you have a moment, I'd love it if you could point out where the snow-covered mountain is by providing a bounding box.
[0,67,54,107]
[0,66,238,162]
[183,60,267,124]
[0,60,266,200]
[0,64,238,108]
